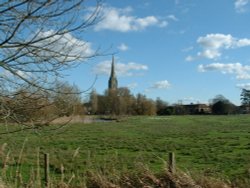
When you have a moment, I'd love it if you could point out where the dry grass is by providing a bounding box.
[0,165,238,188]
[82,167,233,188]
[51,115,87,124]
[195,177,231,188]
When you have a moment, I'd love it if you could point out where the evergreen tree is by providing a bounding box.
[240,89,250,106]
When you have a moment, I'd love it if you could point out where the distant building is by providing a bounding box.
[165,103,211,115]
[184,104,211,114]
[239,105,250,114]
[108,55,118,90]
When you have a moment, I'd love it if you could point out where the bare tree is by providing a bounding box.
[52,82,84,117]
[0,0,102,131]
[89,89,98,115]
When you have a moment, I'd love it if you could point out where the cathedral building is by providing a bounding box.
[108,56,118,90]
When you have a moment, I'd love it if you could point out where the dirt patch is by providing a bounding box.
[51,115,94,124]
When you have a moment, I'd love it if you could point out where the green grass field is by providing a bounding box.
[0,115,250,185]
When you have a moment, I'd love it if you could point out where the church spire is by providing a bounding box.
[108,55,118,90]
[111,55,116,77]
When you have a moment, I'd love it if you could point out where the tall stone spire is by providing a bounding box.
[108,55,118,90]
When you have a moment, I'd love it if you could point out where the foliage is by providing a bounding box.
[88,88,156,116]
[89,89,98,115]
[0,82,84,129]
[156,97,169,115]
[240,89,250,106]
[210,95,236,115]
[52,82,84,117]
[134,93,156,115]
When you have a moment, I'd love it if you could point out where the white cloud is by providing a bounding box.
[235,0,249,13]
[183,97,195,101]
[182,46,193,52]
[34,30,94,61]
[151,80,171,89]
[93,60,148,77]
[167,15,178,21]
[236,38,250,47]
[198,62,250,80]
[182,97,205,104]
[118,43,129,51]
[93,6,167,32]
[236,83,250,89]
[186,33,250,61]
[127,82,138,89]
[185,55,195,62]
[3,70,29,78]
[159,21,168,28]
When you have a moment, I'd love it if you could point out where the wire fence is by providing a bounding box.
[1,150,176,188]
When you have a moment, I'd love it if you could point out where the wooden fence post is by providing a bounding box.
[168,152,175,174]
[168,152,176,188]
[44,153,50,188]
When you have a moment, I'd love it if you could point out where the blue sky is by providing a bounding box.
[65,0,250,105]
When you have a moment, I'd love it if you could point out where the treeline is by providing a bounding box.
[87,88,157,116]
[2,84,250,125]
[87,88,250,116]
[0,82,84,125]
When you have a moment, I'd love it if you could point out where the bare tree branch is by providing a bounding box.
[0,0,102,129]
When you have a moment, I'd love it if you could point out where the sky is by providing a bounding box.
[65,0,250,105]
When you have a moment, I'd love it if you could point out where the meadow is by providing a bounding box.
[0,115,250,187]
